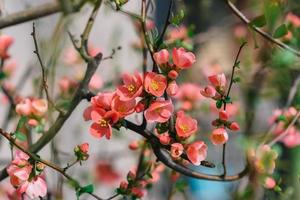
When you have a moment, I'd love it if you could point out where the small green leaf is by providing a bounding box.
[16,116,27,132]
[233,77,241,83]
[15,131,27,141]
[250,15,267,28]
[76,184,94,198]
[224,96,231,103]
[273,24,288,38]
[170,10,185,26]
[0,71,6,80]
[216,100,223,109]
[274,185,282,193]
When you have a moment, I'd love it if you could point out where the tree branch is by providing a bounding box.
[0,2,61,29]
[225,0,300,57]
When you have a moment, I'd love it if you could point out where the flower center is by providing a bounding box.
[127,84,135,93]
[179,124,189,132]
[150,81,159,91]
[98,119,108,127]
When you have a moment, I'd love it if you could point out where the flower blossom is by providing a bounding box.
[175,111,198,138]
[210,128,228,145]
[0,35,14,59]
[17,176,47,199]
[170,143,184,158]
[144,72,167,97]
[186,141,208,166]
[172,47,196,69]
[144,99,174,123]
[153,49,169,65]
[116,72,143,101]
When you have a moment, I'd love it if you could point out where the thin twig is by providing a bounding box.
[225,0,300,57]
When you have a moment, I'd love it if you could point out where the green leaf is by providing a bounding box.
[264,0,282,29]
[15,131,27,141]
[216,100,223,109]
[0,71,6,80]
[250,15,267,28]
[233,77,241,83]
[224,96,231,103]
[16,116,27,132]
[76,184,94,198]
[273,24,288,38]
[170,10,185,26]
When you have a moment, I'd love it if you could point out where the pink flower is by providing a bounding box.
[153,49,169,65]
[172,47,196,69]
[210,128,228,145]
[129,141,139,150]
[91,92,114,110]
[16,99,32,116]
[111,95,136,117]
[31,99,48,117]
[229,122,240,131]
[200,86,216,98]
[219,110,229,121]
[58,76,77,93]
[0,35,14,59]
[170,143,184,158]
[89,74,103,91]
[95,161,120,184]
[28,119,38,127]
[264,177,276,189]
[119,181,128,190]
[79,143,89,153]
[166,81,178,96]
[116,72,143,101]
[186,141,208,166]
[135,101,145,113]
[157,132,171,145]
[208,73,226,89]
[131,187,146,198]
[144,99,174,123]
[168,70,179,80]
[167,26,188,42]
[286,12,300,27]
[89,109,119,139]
[175,111,198,138]
[17,176,47,199]
[175,83,202,110]
[144,72,167,97]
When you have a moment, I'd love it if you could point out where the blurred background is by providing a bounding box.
[0,0,300,199]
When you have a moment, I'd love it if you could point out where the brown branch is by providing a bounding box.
[225,0,300,57]
[0,2,61,29]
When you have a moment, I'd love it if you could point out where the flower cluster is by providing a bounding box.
[74,143,90,161]
[15,98,48,128]
[118,163,165,199]
[6,151,47,199]
[201,73,240,145]
[268,107,300,148]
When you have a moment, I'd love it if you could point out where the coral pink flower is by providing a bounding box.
[79,143,89,153]
[166,81,178,96]
[286,12,300,27]
[28,119,38,127]
[157,132,171,145]
[210,128,228,145]
[129,141,139,150]
[0,35,14,59]
[170,143,184,158]
[31,99,48,117]
[111,95,136,117]
[16,99,32,116]
[91,92,115,110]
[95,161,120,184]
[208,73,226,89]
[89,109,119,139]
[172,47,196,69]
[17,176,47,199]
[144,99,174,123]
[229,122,240,131]
[175,111,198,138]
[186,141,208,165]
[264,177,276,189]
[63,47,81,65]
[153,49,169,65]
[7,151,32,187]
[167,26,188,42]
[119,181,128,190]
[131,187,146,198]
[219,110,229,121]
[135,101,145,113]
[168,70,179,80]
[144,72,167,97]
[89,74,103,91]
[200,86,216,98]
[58,76,77,93]
[116,72,143,101]
[175,83,202,110]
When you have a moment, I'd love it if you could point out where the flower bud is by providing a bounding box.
[168,70,179,80]
[219,110,229,121]
[229,122,240,131]
[166,81,178,96]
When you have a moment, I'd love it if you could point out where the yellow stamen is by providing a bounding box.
[179,124,189,132]
[150,81,159,91]
[98,119,108,127]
